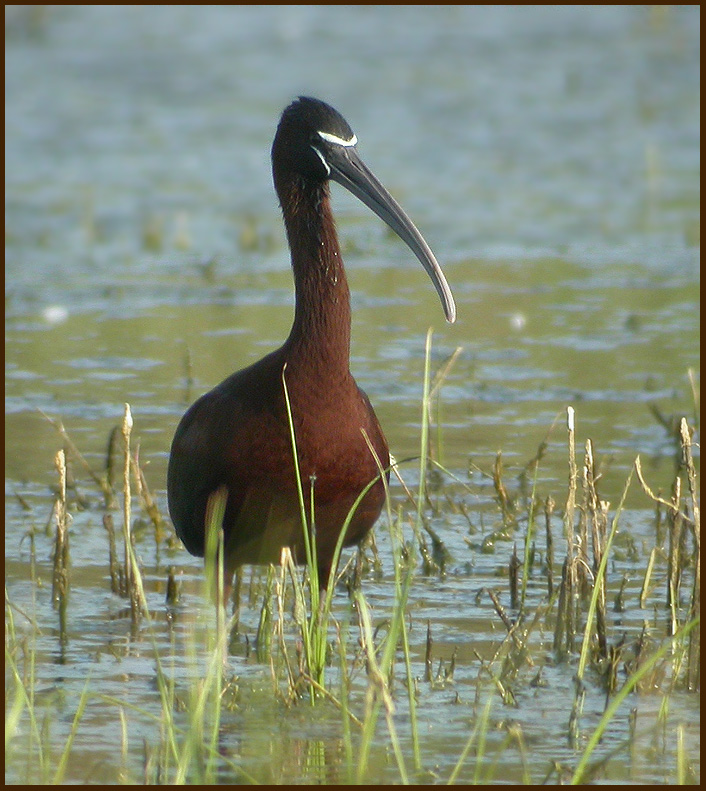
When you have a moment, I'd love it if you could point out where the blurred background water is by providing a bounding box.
[6,5,699,490]
[5,5,700,784]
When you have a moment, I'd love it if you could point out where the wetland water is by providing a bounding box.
[5,6,699,784]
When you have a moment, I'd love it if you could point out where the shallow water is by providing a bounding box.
[5,5,700,785]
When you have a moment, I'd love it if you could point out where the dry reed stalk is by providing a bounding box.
[424,621,433,683]
[635,439,699,662]
[584,439,609,660]
[667,475,683,636]
[62,447,89,510]
[105,426,120,500]
[274,552,298,699]
[563,407,578,650]
[544,495,555,597]
[121,407,133,594]
[680,418,700,690]
[51,450,68,601]
[509,544,520,610]
[553,555,571,655]
[121,404,146,621]
[576,445,591,603]
[51,450,70,649]
[102,513,121,595]
[564,407,577,541]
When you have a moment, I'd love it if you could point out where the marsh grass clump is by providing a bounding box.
[5,344,700,784]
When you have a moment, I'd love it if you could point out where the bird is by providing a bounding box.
[167,96,455,598]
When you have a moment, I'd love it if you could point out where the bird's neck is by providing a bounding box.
[278,177,352,378]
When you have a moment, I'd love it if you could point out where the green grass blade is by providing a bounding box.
[447,694,493,784]
[577,464,634,682]
[52,674,91,784]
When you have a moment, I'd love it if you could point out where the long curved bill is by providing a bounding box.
[327,145,456,324]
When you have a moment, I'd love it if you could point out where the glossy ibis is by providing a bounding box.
[167,96,455,596]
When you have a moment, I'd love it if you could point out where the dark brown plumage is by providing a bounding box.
[167,97,455,596]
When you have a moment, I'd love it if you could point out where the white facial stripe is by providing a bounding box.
[310,145,331,175]
[317,131,358,147]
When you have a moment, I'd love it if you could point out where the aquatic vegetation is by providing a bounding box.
[5,346,700,784]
